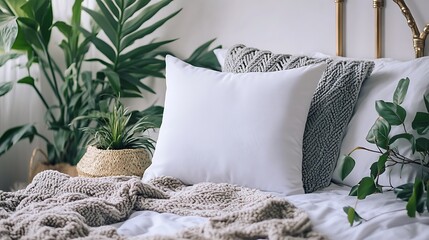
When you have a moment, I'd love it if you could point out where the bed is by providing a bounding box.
[1,0,429,239]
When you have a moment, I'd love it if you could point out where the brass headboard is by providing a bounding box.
[335,0,344,56]
[335,0,429,58]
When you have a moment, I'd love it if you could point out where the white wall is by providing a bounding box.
[155,0,429,60]
[1,0,429,190]
[133,0,429,110]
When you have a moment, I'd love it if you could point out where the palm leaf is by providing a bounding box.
[120,9,181,52]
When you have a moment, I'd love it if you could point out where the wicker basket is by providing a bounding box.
[77,146,151,177]
[28,148,78,182]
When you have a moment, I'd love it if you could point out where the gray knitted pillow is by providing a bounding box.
[224,44,374,193]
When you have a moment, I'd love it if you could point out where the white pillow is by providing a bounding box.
[143,55,326,195]
[214,48,227,69]
[334,57,429,187]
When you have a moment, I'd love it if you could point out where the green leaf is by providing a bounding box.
[10,24,31,51]
[119,72,156,94]
[16,17,45,52]
[71,0,83,28]
[406,179,424,217]
[119,39,175,62]
[0,52,21,66]
[103,69,121,96]
[95,0,117,32]
[343,206,363,226]
[376,152,389,176]
[349,185,358,196]
[17,76,35,86]
[20,0,52,47]
[366,117,391,149]
[120,10,181,52]
[118,58,165,70]
[412,112,429,135]
[80,27,116,63]
[395,183,415,201]
[59,40,72,66]
[375,100,406,126]
[85,58,114,69]
[0,12,18,51]
[0,1,13,15]
[83,7,117,46]
[0,124,37,156]
[0,81,13,96]
[416,138,429,152]
[123,0,150,20]
[389,133,415,153]
[185,39,222,71]
[129,105,163,127]
[340,155,355,181]
[393,78,409,105]
[116,0,137,9]
[357,177,377,200]
[370,162,379,179]
[122,0,173,37]
[103,0,120,19]
[424,93,429,113]
[0,0,27,17]
[52,21,72,38]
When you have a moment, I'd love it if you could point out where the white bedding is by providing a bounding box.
[114,183,429,239]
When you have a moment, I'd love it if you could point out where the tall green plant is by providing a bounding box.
[0,0,221,165]
[340,78,429,226]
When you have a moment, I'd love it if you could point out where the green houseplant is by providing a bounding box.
[73,99,159,177]
[340,78,429,226]
[0,0,221,175]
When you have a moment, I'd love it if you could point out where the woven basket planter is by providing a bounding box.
[77,146,151,177]
[28,148,77,182]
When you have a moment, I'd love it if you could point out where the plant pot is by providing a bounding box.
[77,146,151,177]
[28,149,78,182]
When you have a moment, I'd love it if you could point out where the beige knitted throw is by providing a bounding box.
[0,171,324,240]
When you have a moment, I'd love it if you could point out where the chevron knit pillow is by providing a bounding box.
[223,45,374,193]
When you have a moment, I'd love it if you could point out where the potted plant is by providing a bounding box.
[73,99,160,177]
[340,78,429,226]
[0,0,220,180]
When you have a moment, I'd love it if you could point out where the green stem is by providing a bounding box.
[31,83,50,111]
[52,60,65,80]
[349,146,382,155]
[35,132,50,144]
[46,52,63,105]
[402,123,407,134]
[36,33,64,106]
[40,63,57,99]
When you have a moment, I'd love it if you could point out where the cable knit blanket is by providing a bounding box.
[0,171,324,239]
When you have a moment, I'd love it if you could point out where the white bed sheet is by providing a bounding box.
[113,183,429,239]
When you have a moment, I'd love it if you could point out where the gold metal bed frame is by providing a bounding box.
[335,0,429,58]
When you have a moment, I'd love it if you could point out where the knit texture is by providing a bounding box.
[0,171,324,239]
[224,45,374,193]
